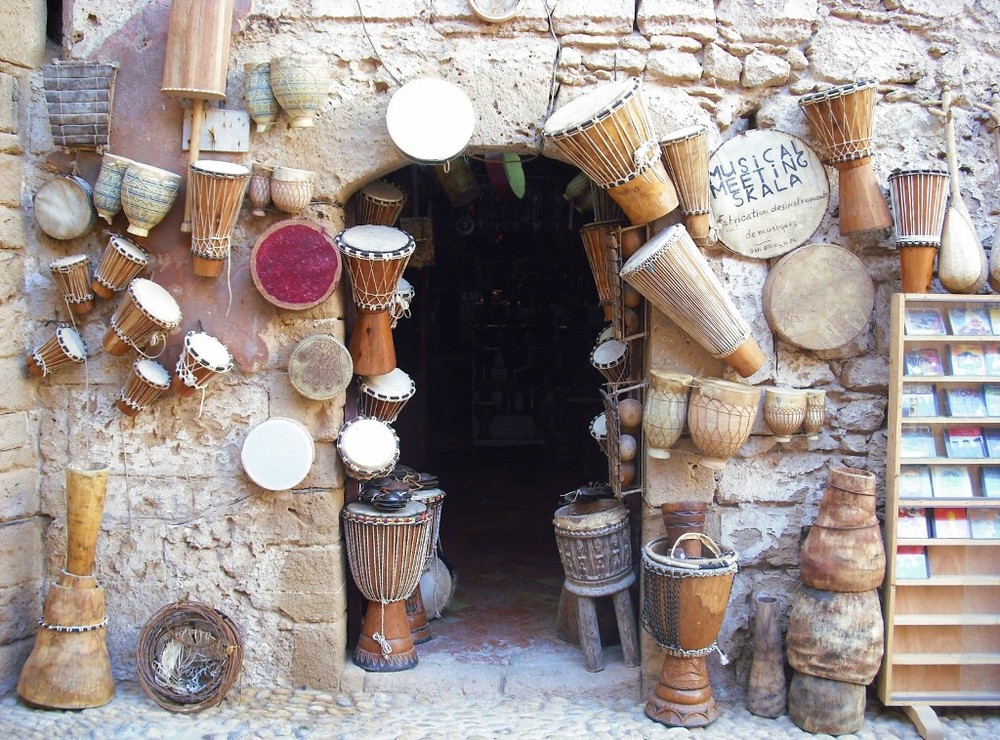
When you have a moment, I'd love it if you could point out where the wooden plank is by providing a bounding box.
[892,652,1000,665]
[890,496,1000,507]
[903,704,945,740]
[895,614,1000,626]
[182,108,250,153]
[899,538,999,547]
[897,575,1000,586]
[886,691,1000,704]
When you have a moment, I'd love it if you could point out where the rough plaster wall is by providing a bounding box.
[10,0,1000,700]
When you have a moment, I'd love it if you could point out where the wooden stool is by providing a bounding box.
[564,571,639,672]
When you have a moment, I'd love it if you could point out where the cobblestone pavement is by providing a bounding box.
[2,682,999,739]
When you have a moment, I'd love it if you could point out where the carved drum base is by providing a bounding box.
[354,600,418,673]
[645,654,719,728]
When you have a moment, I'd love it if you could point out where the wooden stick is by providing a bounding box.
[181,98,204,233]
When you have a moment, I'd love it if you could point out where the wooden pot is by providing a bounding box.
[786,586,884,685]
[814,466,878,528]
[788,671,865,735]
[747,593,786,718]
[800,522,885,592]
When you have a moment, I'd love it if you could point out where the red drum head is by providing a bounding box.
[250,219,342,310]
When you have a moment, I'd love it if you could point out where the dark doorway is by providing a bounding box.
[385,153,610,661]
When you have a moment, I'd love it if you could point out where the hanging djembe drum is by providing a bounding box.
[188,160,251,277]
[356,180,407,227]
[18,463,115,709]
[798,79,893,236]
[91,235,149,300]
[26,326,87,378]
[405,487,447,643]
[888,168,950,293]
[358,368,416,424]
[336,225,416,376]
[642,533,738,728]
[50,254,95,316]
[644,370,693,459]
[620,224,765,377]
[659,125,713,246]
[342,500,433,671]
[542,77,679,226]
[579,220,622,320]
[171,331,234,398]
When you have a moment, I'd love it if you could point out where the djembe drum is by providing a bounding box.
[642,533,738,728]
[763,387,807,443]
[390,276,415,328]
[590,337,629,383]
[358,368,416,424]
[659,126,712,246]
[644,371,693,459]
[342,500,433,671]
[188,160,251,277]
[589,412,608,455]
[336,225,416,376]
[50,254,94,315]
[93,153,134,225]
[687,378,760,470]
[888,168,950,293]
[620,225,765,377]
[799,79,893,236]
[116,358,171,417]
[542,77,678,225]
[405,488,447,643]
[336,417,400,481]
[102,278,182,357]
[27,326,86,378]
[91,235,149,300]
[171,331,234,397]
[18,463,114,709]
[579,220,622,320]
[357,180,407,226]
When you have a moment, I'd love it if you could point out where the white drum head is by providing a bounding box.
[271,165,315,183]
[345,499,426,520]
[33,176,94,240]
[110,236,149,264]
[338,417,398,470]
[241,417,316,491]
[50,254,88,271]
[590,413,607,439]
[361,180,404,202]
[543,77,638,136]
[419,555,454,618]
[130,278,182,324]
[56,326,87,360]
[386,78,476,164]
[191,159,250,177]
[596,325,614,345]
[660,124,705,146]
[396,276,414,295]
[592,338,627,366]
[620,225,679,277]
[187,332,233,370]
[135,358,171,388]
[361,368,415,400]
[339,225,413,256]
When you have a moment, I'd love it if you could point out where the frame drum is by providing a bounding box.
[116,358,171,417]
[250,219,341,310]
[386,78,476,165]
[336,417,400,481]
[27,325,86,378]
[241,417,315,491]
[358,368,416,423]
[50,254,94,315]
[357,180,406,227]
[103,278,182,357]
[33,176,95,240]
[172,331,234,396]
[288,334,353,401]
[542,77,678,225]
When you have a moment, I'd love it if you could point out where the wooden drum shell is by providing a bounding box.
[161,0,235,101]
[188,161,251,277]
[553,499,633,595]
[659,126,711,245]
[686,379,760,469]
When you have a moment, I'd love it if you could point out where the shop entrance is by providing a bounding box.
[360,153,611,667]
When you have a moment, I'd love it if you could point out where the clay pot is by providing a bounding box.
[788,671,865,735]
[763,387,807,442]
[786,586,884,685]
[802,389,826,440]
[687,378,759,470]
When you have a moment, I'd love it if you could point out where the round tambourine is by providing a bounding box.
[241,417,316,491]
[386,78,476,165]
[762,243,874,351]
[288,333,353,401]
[250,219,341,310]
[708,130,829,260]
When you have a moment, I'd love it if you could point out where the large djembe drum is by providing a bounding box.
[356,180,407,226]
[642,533,738,727]
[102,278,182,357]
[620,225,765,377]
[188,160,251,277]
[336,225,416,376]
[659,126,712,246]
[799,79,893,236]
[888,168,950,293]
[405,488,447,643]
[543,77,679,225]
[18,463,114,709]
[342,500,433,671]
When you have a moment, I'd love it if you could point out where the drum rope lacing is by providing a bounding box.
[38,616,108,633]
[799,80,878,164]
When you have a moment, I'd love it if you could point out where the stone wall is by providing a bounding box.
[0,1,46,696]
[7,0,1000,700]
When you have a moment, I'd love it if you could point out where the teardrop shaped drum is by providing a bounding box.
[687,378,760,470]
[644,371,693,458]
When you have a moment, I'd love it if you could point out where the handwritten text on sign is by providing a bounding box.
[708,130,829,260]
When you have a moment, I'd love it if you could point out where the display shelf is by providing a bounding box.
[881,294,1000,737]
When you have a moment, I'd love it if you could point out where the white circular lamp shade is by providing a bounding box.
[386,78,476,165]
[241,417,315,491]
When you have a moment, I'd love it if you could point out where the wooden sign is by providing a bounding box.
[182,109,250,152]
[709,130,829,259]
[763,243,874,351]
